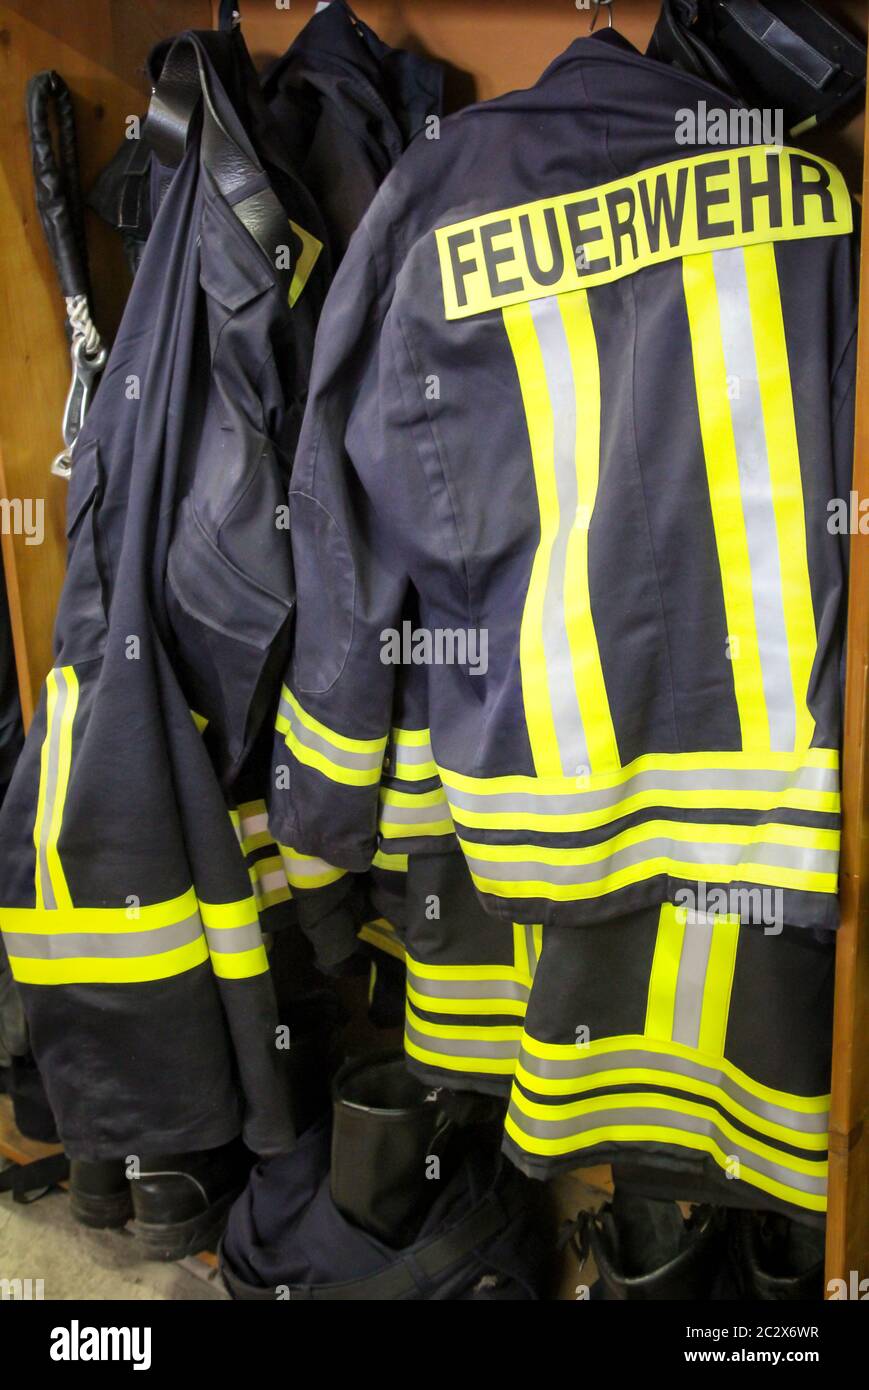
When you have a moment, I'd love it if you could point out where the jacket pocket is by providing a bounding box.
[166,495,294,779]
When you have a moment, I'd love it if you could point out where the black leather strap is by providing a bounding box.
[144,31,291,298]
[25,71,90,300]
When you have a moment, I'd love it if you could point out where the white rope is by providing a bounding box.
[64,294,102,358]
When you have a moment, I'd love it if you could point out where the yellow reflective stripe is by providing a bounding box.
[406,958,525,983]
[280,722,382,788]
[358,918,405,962]
[288,219,323,308]
[406,980,527,1018]
[32,673,57,912]
[645,904,685,1040]
[392,727,432,745]
[199,897,259,930]
[9,936,209,986]
[405,1031,520,1078]
[504,300,563,775]
[372,849,409,873]
[51,666,78,910]
[209,945,269,979]
[513,922,530,981]
[517,1030,828,1115]
[443,747,837,791]
[279,846,345,890]
[0,888,200,934]
[744,242,817,751]
[281,686,386,757]
[460,819,837,862]
[503,1109,826,1213]
[390,726,437,781]
[468,858,835,901]
[683,252,768,749]
[249,854,292,910]
[191,709,208,734]
[697,916,740,1056]
[559,290,619,772]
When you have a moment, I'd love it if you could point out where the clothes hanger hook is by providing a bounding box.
[589,0,614,33]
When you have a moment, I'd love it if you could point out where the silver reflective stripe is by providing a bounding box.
[393,741,434,765]
[528,296,590,778]
[279,697,384,773]
[405,1017,520,1061]
[37,669,70,911]
[464,837,836,884]
[507,1099,827,1196]
[202,920,263,954]
[5,913,203,960]
[517,1044,828,1135]
[524,924,539,973]
[407,971,530,1003]
[379,798,451,825]
[281,856,335,881]
[442,762,837,818]
[672,913,715,1048]
[712,248,795,750]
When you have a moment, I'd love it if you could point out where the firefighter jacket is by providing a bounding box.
[271,28,857,938]
[0,32,328,1158]
[262,0,444,267]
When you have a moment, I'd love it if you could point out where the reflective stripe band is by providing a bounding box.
[405,1009,522,1076]
[459,821,837,900]
[389,727,437,781]
[277,687,386,787]
[1,889,269,983]
[378,787,454,838]
[440,751,838,831]
[33,667,79,911]
[249,855,292,911]
[3,913,203,960]
[713,247,796,750]
[8,937,210,986]
[287,219,323,309]
[407,971,529,1018]
[279,845,345,890]
[191,709,208,734]
[372,849,408,873]
[504,293,617,779]
[515,1034,828,1130]
[209,945,269,980]
[358,918,405,962]
[234,800,272,854]
[505,1094,827,1208]
[744,243,817,753]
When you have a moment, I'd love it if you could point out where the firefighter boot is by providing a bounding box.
[330,1051,450,1246]
[584,1190,725,1300]
[129,1139,251,1261]
[69,1159,133,1229]
[729,1210,825,1301]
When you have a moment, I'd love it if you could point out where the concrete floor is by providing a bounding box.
[0,1186,227,1300]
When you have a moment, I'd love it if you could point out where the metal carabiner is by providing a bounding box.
[51,334,108,479]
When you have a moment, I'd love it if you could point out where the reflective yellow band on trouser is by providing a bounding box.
[231,798,274,855]
[378,786,454,839]
[279,844,345,890]
[388,726,437,782]
[277,686,386,787]
[2,889,268,984]
[358,917,406,962]
[248,854,293,911]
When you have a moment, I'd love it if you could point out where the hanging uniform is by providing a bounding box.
[0,31,328,1159]
[271,27,857,941]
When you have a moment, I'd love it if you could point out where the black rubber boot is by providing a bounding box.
[330,1051,450,1246]
[729,1210,825,1301]
[583,1190,726,1300]
[129,1139,251,1261]
[69,1159,133,1229]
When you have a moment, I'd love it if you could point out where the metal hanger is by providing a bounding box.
[589,0,615,32]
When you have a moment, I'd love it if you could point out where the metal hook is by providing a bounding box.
[589,0,614,33]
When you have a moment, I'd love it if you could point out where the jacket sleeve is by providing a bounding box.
[270,199,409,872]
